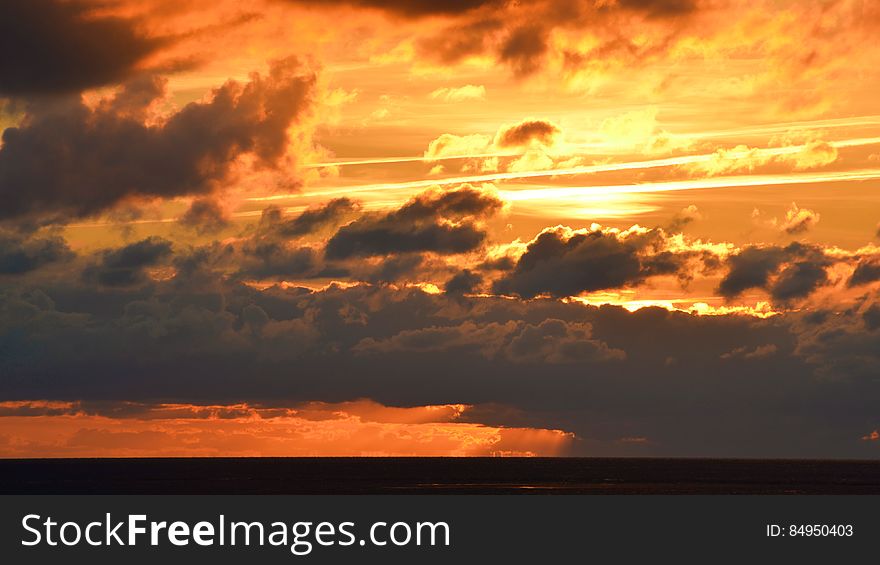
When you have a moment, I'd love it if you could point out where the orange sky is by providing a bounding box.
[40,0,879,312]
[2,0,880,458]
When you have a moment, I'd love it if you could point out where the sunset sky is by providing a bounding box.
[2,0,880,458]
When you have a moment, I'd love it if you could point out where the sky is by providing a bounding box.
[1,0,880,458]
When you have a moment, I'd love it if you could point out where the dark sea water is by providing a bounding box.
[1,457,879,494]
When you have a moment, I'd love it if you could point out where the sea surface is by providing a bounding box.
[1,457,879,494]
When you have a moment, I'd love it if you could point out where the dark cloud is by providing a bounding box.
[445,269,482,294]
[0,0,164,97]
[771,261,828,302]
[494,119,560,147]
[4,279,880,457]
[613,0,698,19]
[863,304,880,331]
[82,237,173,287]
[288,0,501,17]
[849,257,880,287]
[498,26,549,76]
[413,0,701,76]
[259,198,361,238]
[492,227,694,299]
[355,317,625,364]
[0,58,315,224]
[325,185,502,259]
[0,230,73,275]
[365,254,425,284]
[180,199,231,235]
[477,255,516,271]
[717,246,789,298]
[718,243,831,301]
[236,243,319,280]
[417,18,504,64]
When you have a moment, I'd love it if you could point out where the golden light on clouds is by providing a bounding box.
[3,0,880,459]
[0,401,574,458]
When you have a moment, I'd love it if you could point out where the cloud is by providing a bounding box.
[721,344,778,360]
[424,133,493,159]
[494,119,560,148]
[445,269,483,294]
[499,25,550,76]
[717,242,830,301]
[667,204,702,231]
[0,0,165,96]
[286,0,501,19]
[412,0,701,77]
[180,199,231,235]
[771,261,829,302]
[492,225,700,299]
[325,184,502,259]
[685,143,838,178]
[354,318,625,364]
[0,399,571,457]
[429,84,486,102]
[423,118,565,168]
[6,280,880,457]
[417,17,504,64]
[0,230,73,275]
[364,254,426,283]
[236,242,320,280]
[849,257,880,287]
[787,141,838,170]
[259,198,361,238]
[615,0,698,19]
[82,237,173,287]
[776,202,821,235]
[0,58,316,225]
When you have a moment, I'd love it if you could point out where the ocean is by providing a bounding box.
[2,457,879,494]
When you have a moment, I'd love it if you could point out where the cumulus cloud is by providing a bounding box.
[775,202,821,235]
[0,0,165,96]
[849,257,880,287]
[494,119,560,148]
[423,118,565,173]
[424,133,493,159]
[259,198,361,239]
[445,269,483,295]
[717,242,831,302]
[82,237,173,287]
[492,225,703,299]
[0,58,316,224]
[325,184,502,259]
[0,230,73,275]
[236,242,321,280]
